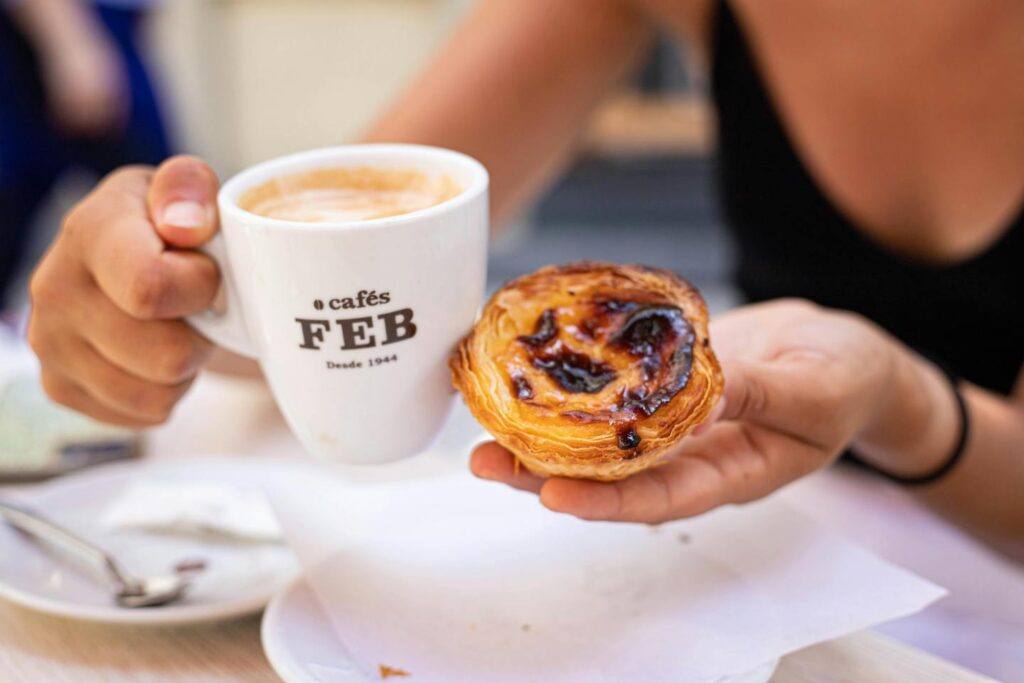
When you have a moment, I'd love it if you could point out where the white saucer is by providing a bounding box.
[262,575,364,683]
[0,456,300,625]
[262,575,780,683]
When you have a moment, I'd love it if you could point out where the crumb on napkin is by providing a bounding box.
[378,663,410,679]
[173,558,208,574]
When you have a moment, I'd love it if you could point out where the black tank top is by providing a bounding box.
[711,1,1024,395]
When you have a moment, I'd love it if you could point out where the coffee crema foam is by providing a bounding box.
[238,166,463,223]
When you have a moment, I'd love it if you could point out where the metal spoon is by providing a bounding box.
[0,498,201,608]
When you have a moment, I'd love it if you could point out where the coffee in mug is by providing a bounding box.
[188,145,489,465]
[238,166,463,222]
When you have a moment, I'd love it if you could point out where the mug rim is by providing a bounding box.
[218,143,489,232]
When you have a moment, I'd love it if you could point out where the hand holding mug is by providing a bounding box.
[31,146,489,466]
[29,156,222,427]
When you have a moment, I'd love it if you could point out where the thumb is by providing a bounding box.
[148,155,220,248]
[721,358,774,424]
[719,355,843,451]
[720,357,807,432]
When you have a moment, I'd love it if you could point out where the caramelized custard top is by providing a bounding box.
[504,295,695,454]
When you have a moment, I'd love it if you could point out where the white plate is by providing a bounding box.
[0,456,300,625]
[262,574,780,683]
[262,575,364,683]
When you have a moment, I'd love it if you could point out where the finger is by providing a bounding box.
[470,442,545,493]
[719,356,841,450]
[541,419,831,524]
[73,167,219,319]
[46,336,193,422]
[539,457,725,524]
[40,370,162,429]
[671,421,823,511]
[538,478,623,519]
[148,156,219,248]
[75,286,213,384]
[675,421,827,504]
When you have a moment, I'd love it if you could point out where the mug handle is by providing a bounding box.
[185,232,258,359]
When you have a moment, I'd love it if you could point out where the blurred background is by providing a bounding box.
[2,0,736,316]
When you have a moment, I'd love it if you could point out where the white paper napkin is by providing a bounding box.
[268,468,945,682]
[102,480,283,542]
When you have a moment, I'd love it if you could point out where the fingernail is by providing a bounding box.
[161,201,209,229]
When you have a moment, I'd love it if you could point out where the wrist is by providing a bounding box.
[852,346,960,478]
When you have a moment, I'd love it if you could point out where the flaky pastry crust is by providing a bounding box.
[451,262,723,481]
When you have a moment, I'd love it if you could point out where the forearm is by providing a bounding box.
[919,384,1024,559]
[6,0,106,57]
[364,0,653,227]
[855,345,1024,561]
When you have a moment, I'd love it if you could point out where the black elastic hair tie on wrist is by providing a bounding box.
[850,360,971,486]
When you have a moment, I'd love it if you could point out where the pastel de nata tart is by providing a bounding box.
[451,262,723,481]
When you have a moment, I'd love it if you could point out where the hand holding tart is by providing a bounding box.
[451,262,723,481]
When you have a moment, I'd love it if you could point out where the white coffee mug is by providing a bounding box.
[189,145,489,464]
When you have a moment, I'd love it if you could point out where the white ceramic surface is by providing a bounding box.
[0,456,300,625]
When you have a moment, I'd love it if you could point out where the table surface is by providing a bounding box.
[0,374,996,683]
[0,601,993,683]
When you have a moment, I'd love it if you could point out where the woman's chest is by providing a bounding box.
[647,0,1024,263]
